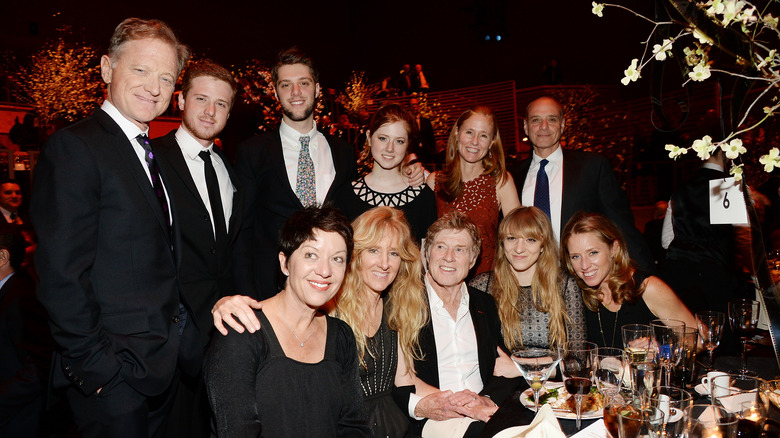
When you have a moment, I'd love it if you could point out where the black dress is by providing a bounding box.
[585,270,656,348]
[360,313,410,438]
[204,311,371,438]
[333,177,437,241]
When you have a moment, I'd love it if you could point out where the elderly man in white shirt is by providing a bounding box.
[394,210,522,438]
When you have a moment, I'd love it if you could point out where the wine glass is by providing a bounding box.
[650,319,685,387]
[696,311,725,371]
[622,324,652,364]
[511,347,562,412]
[595,347,627,393]
[560,342,596,430]
[648,386,693,438]
[728,299,760,376]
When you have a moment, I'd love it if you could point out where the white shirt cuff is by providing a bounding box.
[408,392,425,420]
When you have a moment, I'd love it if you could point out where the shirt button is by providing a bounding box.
[210,247,217,254]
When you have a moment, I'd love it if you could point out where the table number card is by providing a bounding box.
[709,177,749,225]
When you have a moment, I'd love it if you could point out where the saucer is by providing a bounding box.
[694,383,710,396]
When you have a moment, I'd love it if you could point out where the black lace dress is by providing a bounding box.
[333,177,437,241]
[360,313,410,438]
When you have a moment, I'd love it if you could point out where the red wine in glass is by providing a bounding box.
[565,377,592,395]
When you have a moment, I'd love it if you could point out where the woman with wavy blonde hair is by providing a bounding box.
[470,207,585,351]
[335,206,428,438]
[561,212,696,348]
[426,105,520,277]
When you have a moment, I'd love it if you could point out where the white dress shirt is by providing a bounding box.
[101,101,172,223]
[522,146,564,241]
[174,128,234,237]
[279,120,336,206]
[408,277,483,417]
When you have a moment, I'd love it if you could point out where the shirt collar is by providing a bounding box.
[532,145,563,167]
[175,127,213,160]
[280,119,319,149]
[101,100,148,142]
[702,162,725,172]
[424,275,470,311]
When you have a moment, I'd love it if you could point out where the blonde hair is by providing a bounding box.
[335,207,428,371]
[492,207,569,350]
[437,105,507,202]
[560,212,641,312]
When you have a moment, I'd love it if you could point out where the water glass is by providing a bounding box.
[630,361,661,406]
[674,326,698,389]
[711,374,767,414]
[651,319,685,386]
[595,347,626,393]
[648,386,693,438]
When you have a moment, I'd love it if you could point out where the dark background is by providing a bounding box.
[1,0,655,95]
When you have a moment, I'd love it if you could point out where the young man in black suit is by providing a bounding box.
[510,96,654,272]
[31,18,196,437]
[153,59,240,438]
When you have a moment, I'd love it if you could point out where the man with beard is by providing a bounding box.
[229,47,422,305]
[152,59,240,438]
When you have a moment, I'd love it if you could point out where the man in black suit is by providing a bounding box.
[510,96,654,272]
[394,211,520,438]
[153,60,240,438]
[31,18,197,437]
[0,224,53,437]
[230,47,354,303]
[0,180,24,226]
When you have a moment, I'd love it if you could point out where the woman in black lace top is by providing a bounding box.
[470,207,585,351]
[334,206,430,438]
[333,104,436,241]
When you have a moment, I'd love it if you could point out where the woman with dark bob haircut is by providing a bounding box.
[560,211,696,348]
[205,206,371,437]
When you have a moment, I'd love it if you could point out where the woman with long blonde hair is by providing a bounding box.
[426,105,520,277]
[335,206,428,438]
[470,207,585,351]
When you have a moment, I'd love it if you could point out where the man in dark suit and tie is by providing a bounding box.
[230,48,354,303]
[510,96,654,272]
[30,18,197,437]
[153,59,240,438]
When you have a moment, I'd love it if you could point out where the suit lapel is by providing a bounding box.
[96,110,172,248]
[156,132,207,212]
[324,133,349,202]
[213,146,242,240]
[560,151,583,235]
[269,131,305,208]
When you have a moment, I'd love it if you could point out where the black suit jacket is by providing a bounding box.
[232,129,354,299]
[510,149,655,272]
[394,286,521,429]
[154,130,242,359]
[0,271,52,429]
[31,108,197,396]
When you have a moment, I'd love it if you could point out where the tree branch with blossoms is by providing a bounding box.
[592,0,780,180]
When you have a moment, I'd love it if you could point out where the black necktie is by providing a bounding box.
[199,150,227,242]
[534,159,551,218]
[136,134,171,229]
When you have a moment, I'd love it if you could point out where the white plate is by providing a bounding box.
[519,385,603,420]
[694,383,710,396]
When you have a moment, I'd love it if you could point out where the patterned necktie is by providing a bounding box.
[136,134,171,228]
[534,159,551,218]
[295,135,316,207]
[198,150,227,242]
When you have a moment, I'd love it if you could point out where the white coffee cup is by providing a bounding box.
[701,371,729,395]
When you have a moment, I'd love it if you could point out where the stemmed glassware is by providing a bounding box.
[696,311,725,371]
[728,299,760,376]
[650,319,685,387]
[595,347,627,393]
[511,347,562,413]
[560,342,596,430]
[648,386,693,438]
[622,324,652,364]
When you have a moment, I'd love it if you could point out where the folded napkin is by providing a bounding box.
[492,405,566,438]
[716,391,758,413]
[422,417,477,437]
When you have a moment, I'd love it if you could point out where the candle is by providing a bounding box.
[703,427,722,438]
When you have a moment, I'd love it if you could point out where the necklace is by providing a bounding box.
[282,316,317,348]
[597,304,620,348]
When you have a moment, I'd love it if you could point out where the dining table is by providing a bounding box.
[479,353,780,437]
